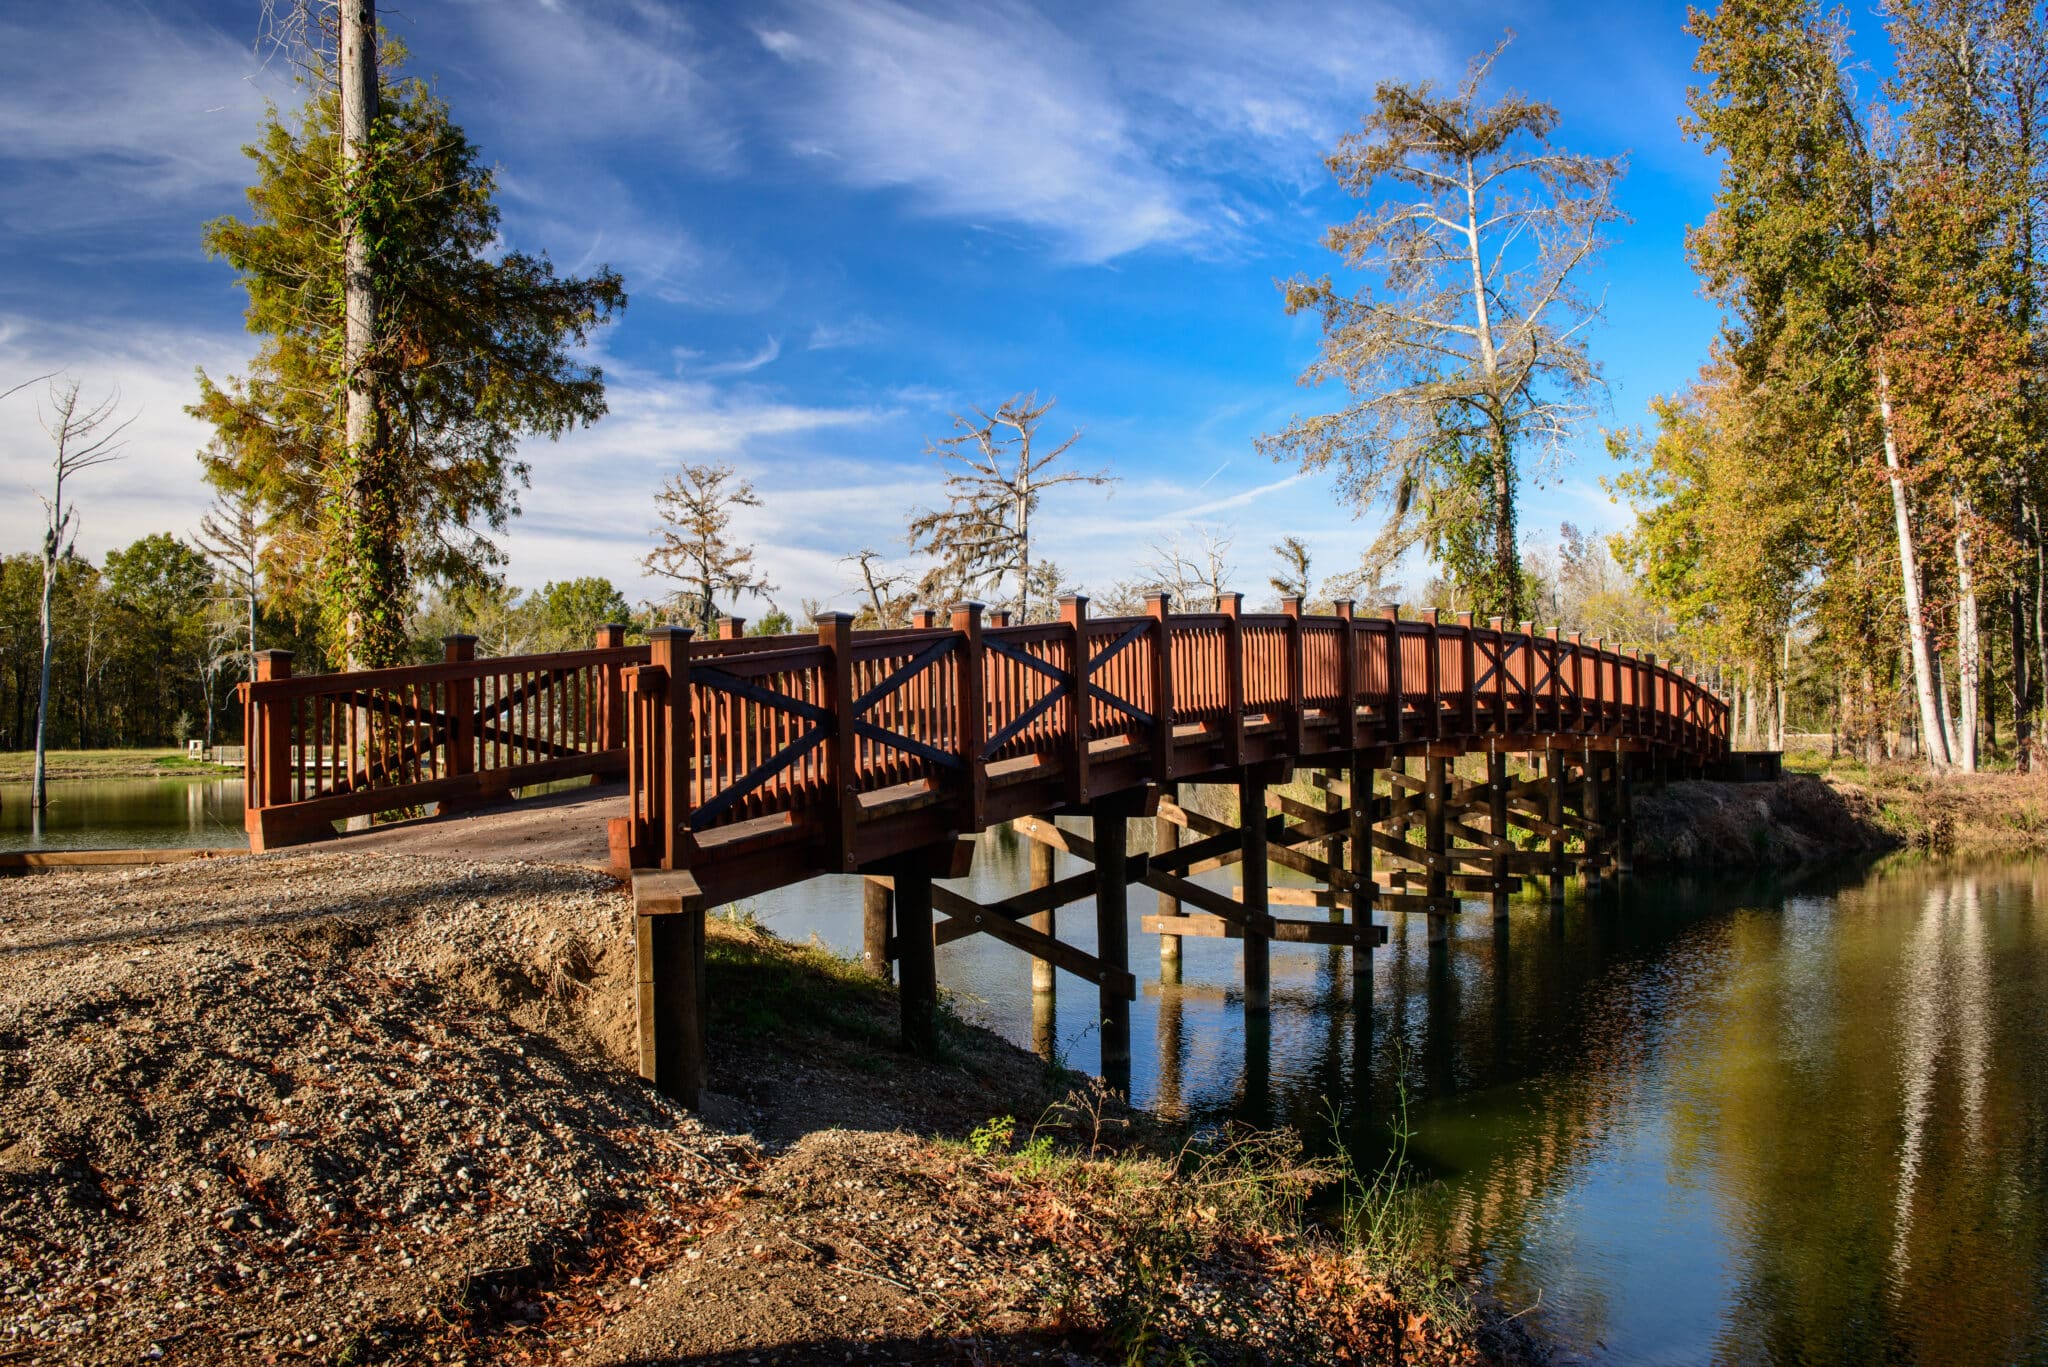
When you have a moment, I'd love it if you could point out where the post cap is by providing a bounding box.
[1380,603,1401,621]
[945,600,984,617]
[441,633,477,646]
[811,612,855,626]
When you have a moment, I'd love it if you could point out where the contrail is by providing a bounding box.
[1195,459,1232,491]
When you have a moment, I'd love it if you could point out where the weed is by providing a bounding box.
[967,1114,1017,1157]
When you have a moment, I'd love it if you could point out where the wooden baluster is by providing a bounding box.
[952,601,987,831]
[1147,592,1175,782]
[1060,595,1090,803]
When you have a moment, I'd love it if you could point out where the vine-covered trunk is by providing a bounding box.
[1954,505,1980,773]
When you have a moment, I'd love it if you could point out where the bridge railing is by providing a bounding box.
[612,596,1729,872]
[240,626,645,850]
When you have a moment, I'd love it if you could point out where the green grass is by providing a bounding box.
[0,748,229,782]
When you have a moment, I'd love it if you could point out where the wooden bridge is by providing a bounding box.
[240,596,1729,1105]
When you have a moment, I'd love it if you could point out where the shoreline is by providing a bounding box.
[0,852,1519,1365]
[0,749,235,784]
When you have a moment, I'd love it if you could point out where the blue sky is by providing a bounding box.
[0,0,1729,616]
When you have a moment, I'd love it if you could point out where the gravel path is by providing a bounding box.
[0,854,753,1364]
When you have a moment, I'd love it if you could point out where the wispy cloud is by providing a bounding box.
[753,0,1203,262]
[807,315,884,351]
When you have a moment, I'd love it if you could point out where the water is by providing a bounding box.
[744,825,2048,1366]
[14,782,2048,1363]
[0,776,248,851]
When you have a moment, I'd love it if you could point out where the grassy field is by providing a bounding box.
[0,749,233,783]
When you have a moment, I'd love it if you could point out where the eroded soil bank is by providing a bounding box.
[0,854,1515,1365]
[1632,765,2048,871]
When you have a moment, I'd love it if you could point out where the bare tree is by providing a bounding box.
[1261,36,1623,620]
[1141,526,1236,609]
[197,487,265,682]
[31,379,133,815]
[908,394,1112,619]
[1269,536,1313,604]
[644,461,777,632]
[845,548,912,628]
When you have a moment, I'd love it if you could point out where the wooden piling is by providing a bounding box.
[1348,750,1374,987]
[1616,756,1636,878]
[1238,769,1272,1012]
[1156,782,1182,983]
[1547,751,1568,906]
[1093,799,1133,1094]
[1583,754,1604,896]
[896,861,938,1057]
[1425,755,1449,944]
[1488,749,1511,921]
[1029,836,1057,994]
[862,877,892,980]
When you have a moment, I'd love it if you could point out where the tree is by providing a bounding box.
[31,379,131,813]
[1261,37,1624,620]
[190,28,626,669]
[908,394,1112,619]
[1141,527,1236,608]
[644,462,777,632]
[845,548,912,628]
[1683,0,1956,767]
[527,577,632,649]
[1269,535,1313,604]
[197,487,266,683]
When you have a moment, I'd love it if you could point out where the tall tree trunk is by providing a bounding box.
[1953,496,1980,772]
[340,0,389,670]
[1876,368,1950,769]
[1776,627,1791,750]
[2015,493,2034,773]
[32,543,56,817]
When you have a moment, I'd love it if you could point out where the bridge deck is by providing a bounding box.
[288,782,624,870]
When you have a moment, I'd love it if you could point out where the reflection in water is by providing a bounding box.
[749,830,2048,1366]
[0,777,247,851]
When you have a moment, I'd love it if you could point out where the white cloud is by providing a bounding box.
[754,0,1203,262]
[0,4,277,243]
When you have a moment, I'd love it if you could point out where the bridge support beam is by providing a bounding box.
[1093,795,1136,1095]
[1348,751,1374,990]
[1583,755,1604,897]
[1028,837,1056,995]
[1547,751,1568,906]
[1425,755,1450,944]
[633,870,707,1109]
[1239,769,1271,1014]
[1156,784,1181,984]
[895,862,938,1058]
[862,878,892,980]
[1488,750,1511,922]
[1616,757,1636,878]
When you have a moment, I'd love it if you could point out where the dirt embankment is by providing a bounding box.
[0,854,1505,1366]
[1631,765,2048,871]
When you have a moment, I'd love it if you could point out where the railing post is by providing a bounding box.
[1424,608,1443,740]
[246,649,295,848]
[1334,600,1359,748]
[1281,596,1307,753]
[1488,616,1507,738]
[1517,620,1536,734]
[988,609,1012,628]
[951,600,988,832]
[912,607,937,630]
[442,634,477,806]
[1060,595,1091,802]
[1219,592,1245,766]
[1147,591,1176,782]
[1568,631,1585,733]
[595,623,627,753]
[1382,604,1404,746]
[816,613,860,872]
[717,616,745,641]
[1457,611,1477,737]
[647,626,694,871]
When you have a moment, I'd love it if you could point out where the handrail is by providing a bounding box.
[240,604,1730,859]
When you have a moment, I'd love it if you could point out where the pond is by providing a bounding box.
[0,776,248,852]
[745,827,2048,1367]
[11,778,2046,1364]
